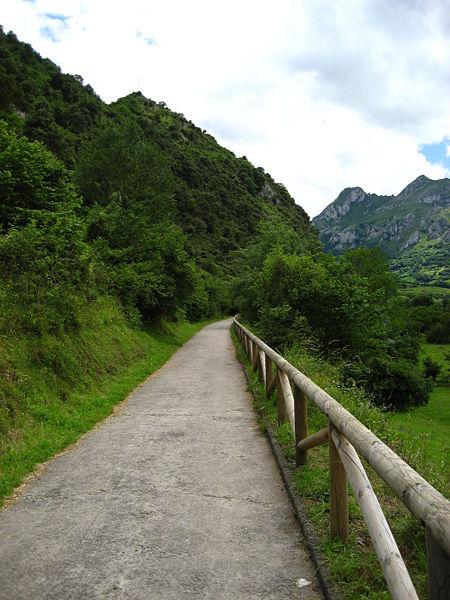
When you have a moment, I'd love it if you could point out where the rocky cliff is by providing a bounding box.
[312,175,450,287]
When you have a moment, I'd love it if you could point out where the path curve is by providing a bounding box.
[0,319,321,599]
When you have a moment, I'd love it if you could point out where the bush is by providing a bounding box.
[236,221,428,410]
[0,218,91,334]
[343,356,431,410]
[423,357,442,381]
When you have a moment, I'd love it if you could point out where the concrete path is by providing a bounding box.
[0,319,321,599]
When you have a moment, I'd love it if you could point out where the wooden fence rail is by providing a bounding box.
[234,318,450,600]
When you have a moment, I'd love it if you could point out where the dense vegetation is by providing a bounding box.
[0,25,438,485]
[233,217,432,409]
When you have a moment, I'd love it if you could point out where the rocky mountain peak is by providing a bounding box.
[398,174,431,199]
[317,186,367,222]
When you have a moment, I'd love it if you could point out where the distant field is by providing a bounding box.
[421,342,450,384]
[401,285,450,299]
[388,386,449,482]
[389,342,449,488]
[421,342,449,364]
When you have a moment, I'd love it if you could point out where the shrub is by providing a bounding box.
[343,356,431,410]
[423,357,442,381]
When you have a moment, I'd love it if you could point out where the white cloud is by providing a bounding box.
[2,0,450,215]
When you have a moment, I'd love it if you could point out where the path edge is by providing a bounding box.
[1,322,212,512]
[238,348,341,600]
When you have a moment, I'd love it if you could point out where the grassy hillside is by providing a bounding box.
[0,26,311,272]
[389,385,449,482]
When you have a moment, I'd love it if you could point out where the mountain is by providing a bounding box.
[312,175,450,287]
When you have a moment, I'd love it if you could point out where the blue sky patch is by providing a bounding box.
[419,138,450,168]
[42,13,70,24]
[136,30,156,45]
[39,26,60,42]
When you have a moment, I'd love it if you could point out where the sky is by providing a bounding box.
[2,0,450,216]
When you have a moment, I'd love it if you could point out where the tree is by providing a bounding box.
[0,120,80,229]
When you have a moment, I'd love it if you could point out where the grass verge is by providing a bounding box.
[0,296,214,507]
[232,326,447,600]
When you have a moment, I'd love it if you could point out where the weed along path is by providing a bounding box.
[0,319,321,600]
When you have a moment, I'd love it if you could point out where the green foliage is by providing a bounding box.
[343,355,432,410]
[237,223,428,409]
[254,251,385,357]
[0,217,91,334]
[420,343,450,386]
[87,196,196,322]
[76,118,175,213]
[230,206,320,321]
[0,27,103,164]
[107,92,311,269]
[0,122,91,334]
[423,356,442,381]
[408,294,450,343]
[0,121,80,228]
[343,247,397,298]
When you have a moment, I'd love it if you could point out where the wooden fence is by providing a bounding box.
[234,318,450,600]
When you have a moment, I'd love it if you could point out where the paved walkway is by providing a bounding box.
[0,319,321,599]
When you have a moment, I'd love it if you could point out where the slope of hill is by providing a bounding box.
[312,175,450,287]
[0,27,312,272]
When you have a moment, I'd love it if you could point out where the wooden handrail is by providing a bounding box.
[234,318,450,555]
[296,427,328,451]
[234,317,450,599]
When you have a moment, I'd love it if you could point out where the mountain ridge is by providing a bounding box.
[312,175,450,287]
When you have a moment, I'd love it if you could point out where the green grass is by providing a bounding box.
[0,297,214,507]
[232,327,448,599]
[420,342,449,365]
[388,342,449,485]
[389,386,449,483]
[420,342,450,384]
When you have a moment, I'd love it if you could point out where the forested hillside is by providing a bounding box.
[0,26,436,481]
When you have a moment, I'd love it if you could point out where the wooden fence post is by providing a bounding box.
[265,355,273,397]
[426,527,450,600]
[329,420,348,541]
[258,350,266,384]
[276,368,287,425]
[252,341,260,371]
[294,385,308,466]
[256,347,265,385]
